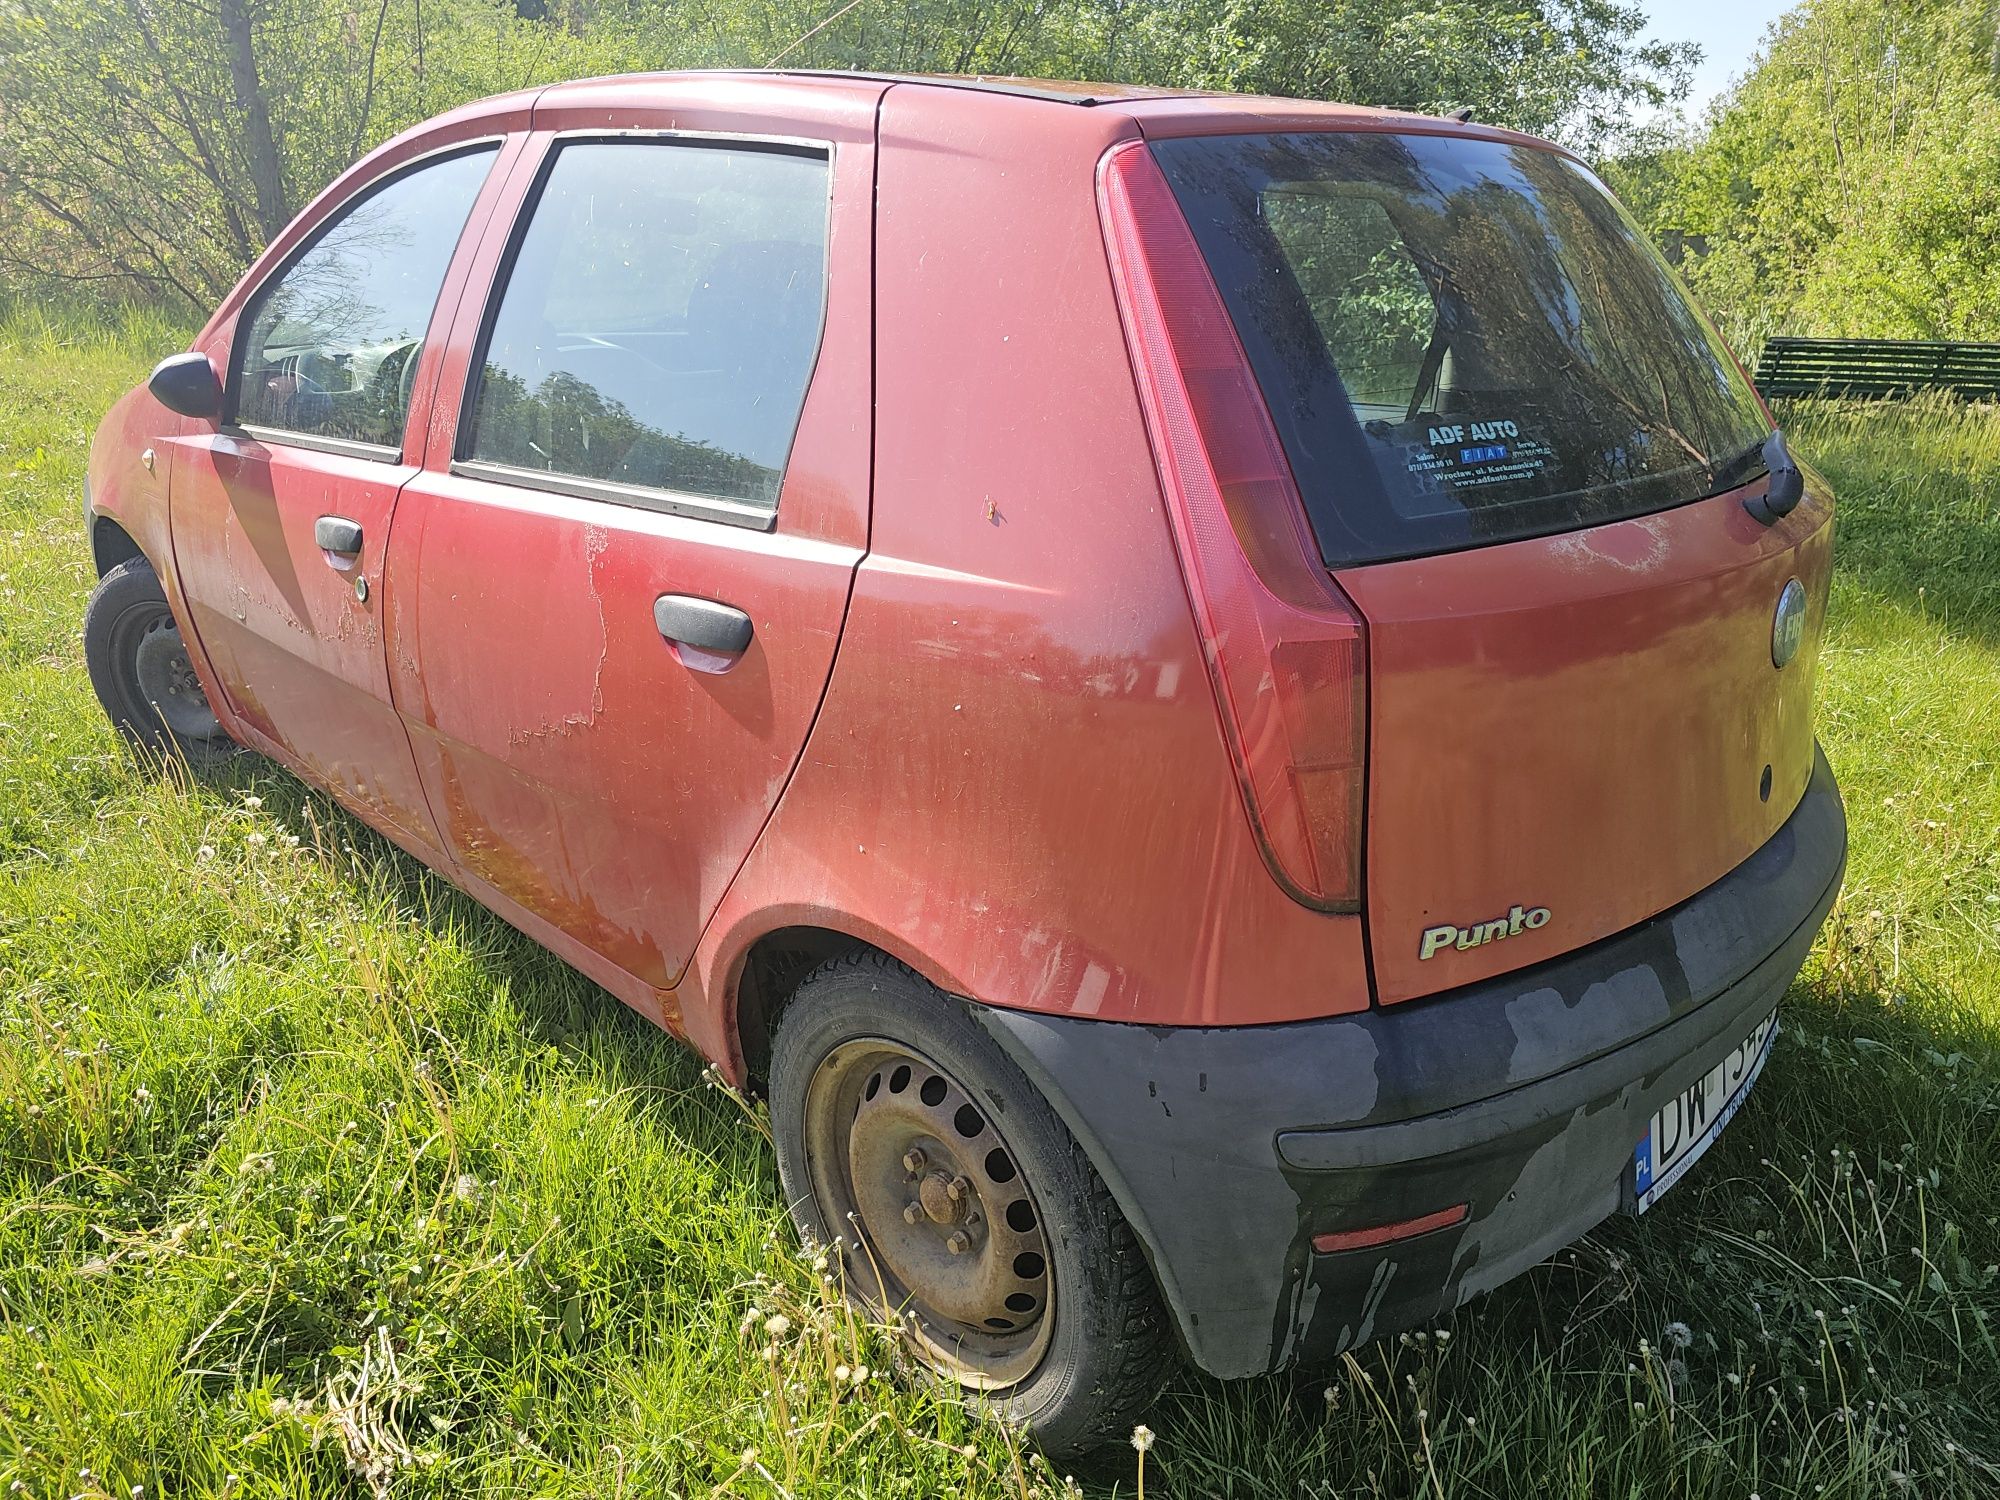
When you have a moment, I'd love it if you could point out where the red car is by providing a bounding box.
[84,71,1844,1451]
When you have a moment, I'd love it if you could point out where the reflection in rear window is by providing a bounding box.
[1151,132,1771,567]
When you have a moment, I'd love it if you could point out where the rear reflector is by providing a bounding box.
[1097,139,1367,910]
[1311,1203,1469,1255]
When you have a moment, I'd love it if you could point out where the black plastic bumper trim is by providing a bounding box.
[969,745,1846,1379]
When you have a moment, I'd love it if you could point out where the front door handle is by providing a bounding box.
[315,515,364,562]
[654,594,753,655]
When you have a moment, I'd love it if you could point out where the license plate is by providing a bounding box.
[1633,1011,1777,1212]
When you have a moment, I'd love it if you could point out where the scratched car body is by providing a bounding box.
[82,70,1846,1449]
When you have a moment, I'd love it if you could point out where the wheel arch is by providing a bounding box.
[698,911,973,1097]
[91,514,147,579]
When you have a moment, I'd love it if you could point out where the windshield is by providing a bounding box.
[1150,131,1773,567]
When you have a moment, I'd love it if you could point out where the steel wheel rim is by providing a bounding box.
[803,1038,1055,1389]
[125,605,220,742]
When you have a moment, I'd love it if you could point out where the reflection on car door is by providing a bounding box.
[169,141,514,852]
[385,105,877,1012]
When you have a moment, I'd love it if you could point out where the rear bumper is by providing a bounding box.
[971,745,1846,1378]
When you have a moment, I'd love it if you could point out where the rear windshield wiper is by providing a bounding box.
[1707,432,1774,491]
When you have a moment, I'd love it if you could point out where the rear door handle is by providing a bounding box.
[315,515,364,561]
[654,594,753,655]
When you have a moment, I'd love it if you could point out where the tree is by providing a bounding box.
[1632,0,2000,346]
[1,0,1695,308]
[0,0,652,305]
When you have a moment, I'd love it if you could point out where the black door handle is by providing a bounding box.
[314,515,364,558]
[654,594,753,655]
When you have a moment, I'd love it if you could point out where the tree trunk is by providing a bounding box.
[219,0,288,243]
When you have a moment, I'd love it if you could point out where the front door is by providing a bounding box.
[169,142,508,852]
[386,93,878,999]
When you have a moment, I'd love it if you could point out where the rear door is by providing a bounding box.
[385,87,877,998]
[1153,127,1832,1004]
[170,138,516,852]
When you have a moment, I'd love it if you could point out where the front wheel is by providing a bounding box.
[83,556,234,766]
[769,953,1178,1455]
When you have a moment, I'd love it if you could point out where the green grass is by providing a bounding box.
[1,304,1996,1498]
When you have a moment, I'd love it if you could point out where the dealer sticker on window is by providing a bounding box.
[1633,1011,1778,1213]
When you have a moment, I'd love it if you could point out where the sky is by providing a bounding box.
[1641,0,1799,121]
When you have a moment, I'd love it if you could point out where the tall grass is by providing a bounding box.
[1,312,1996,1496]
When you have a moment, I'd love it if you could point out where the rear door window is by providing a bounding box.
[1152,132,1771,567]
[459,139,831,520]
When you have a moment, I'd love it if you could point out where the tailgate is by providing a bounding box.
[1341,480,1832,1003]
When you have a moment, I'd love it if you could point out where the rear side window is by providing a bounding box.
[233,147,495,451]
[461,140,831,518]
[1152,132,1771,567]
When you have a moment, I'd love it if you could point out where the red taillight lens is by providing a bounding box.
[1098,139,1367,911]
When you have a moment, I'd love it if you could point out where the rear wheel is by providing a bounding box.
[83,556,234,766]
[769,953,1177,1454]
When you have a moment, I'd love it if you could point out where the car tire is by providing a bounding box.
[769,951,1179,1455]
[83,555,235,767]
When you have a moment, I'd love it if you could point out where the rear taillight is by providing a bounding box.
[1098,139,1367,911]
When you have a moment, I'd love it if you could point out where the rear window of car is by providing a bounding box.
[1150,131,1772,568]
[460,139,830,519]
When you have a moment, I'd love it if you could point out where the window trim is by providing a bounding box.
[451,130,835,532]
[232,424,401,464]
[448,458,781,531]
[223,137,505,463]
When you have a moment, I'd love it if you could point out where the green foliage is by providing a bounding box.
[3,311,1999,1495]
[0,0,1688,310]
[1633,0,2000,348]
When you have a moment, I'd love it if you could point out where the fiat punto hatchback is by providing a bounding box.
[83,71,1845,1451]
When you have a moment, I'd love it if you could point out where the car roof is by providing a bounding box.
[459,68,1565,159]
[534,69,1215,108]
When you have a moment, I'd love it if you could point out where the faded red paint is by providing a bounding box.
[87,72,1830,1086]
[1343,479,1832,1002]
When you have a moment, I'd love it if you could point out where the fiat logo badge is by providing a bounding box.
[1772,578,1807,668]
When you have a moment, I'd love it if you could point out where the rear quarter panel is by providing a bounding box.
[683,88,1371,1072]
